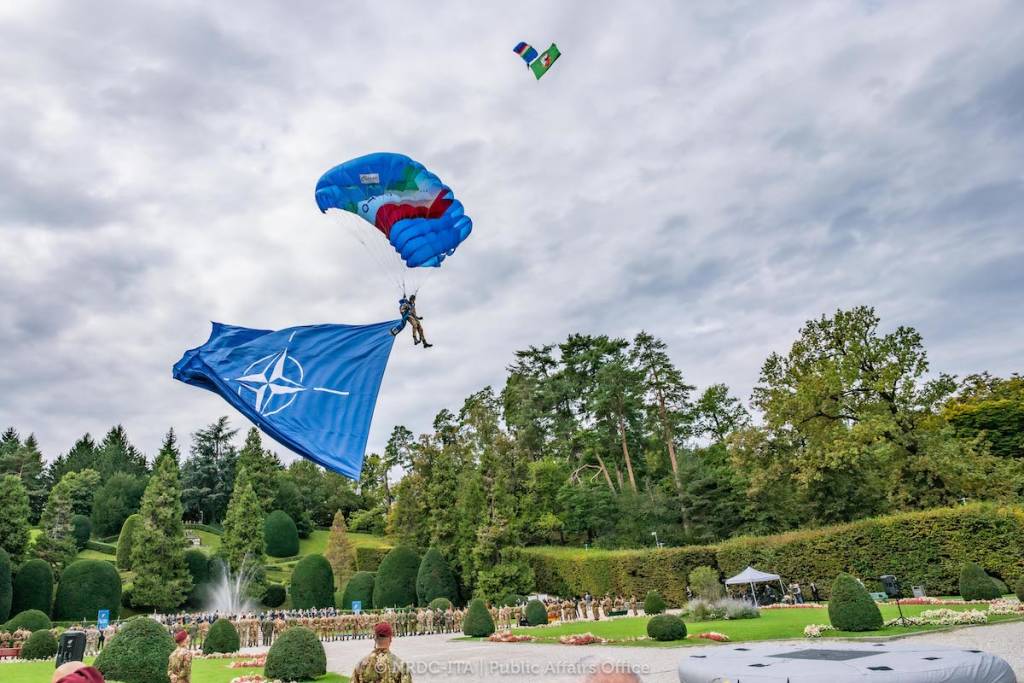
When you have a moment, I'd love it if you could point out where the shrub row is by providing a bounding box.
[514,504,1024,603]
[184,522,224,535]
[85,540,118,555]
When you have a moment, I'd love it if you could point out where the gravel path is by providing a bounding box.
[318,621,1024,682]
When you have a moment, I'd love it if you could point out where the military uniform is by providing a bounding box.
[168,644,192,683]
[352,647,413,683]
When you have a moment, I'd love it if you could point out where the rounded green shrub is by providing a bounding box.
[21,629,58,660]
[71,514,93,550]
[264,510,300,558]
[290,554,335,609]
[53,559,122,621]
[95,616,175,683]
[959,562,1001,601]
[429,597,452,610]
[644,590,666,615]
[265,626,327,681]
[525,599,548,626]
[415,547,458,606]
[462,598,495,637]
[184,548,209,607]
[263,583,286,608]
[373,545,420,608]
[4,609,52,632]
[11,559,53,616]
[990,576,1009,596]
[1014,577,1024,602]
[121,584,134,609]
[0,548,10,623]
[116,514,142,570]
[202,617,240,654]
[689,565,724,601]
[647,614,687,641]
[340,571,375,610]
[828,573,883,631]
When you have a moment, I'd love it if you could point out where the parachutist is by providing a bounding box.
[399,294,432,348]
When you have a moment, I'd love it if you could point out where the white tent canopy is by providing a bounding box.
[725,566,786,606]
[725,566,781,585]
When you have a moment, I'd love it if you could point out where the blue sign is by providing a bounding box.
[97,610,110,629]
[352,601,362,615]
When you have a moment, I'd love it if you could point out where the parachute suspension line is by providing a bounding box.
[334,214,405,293]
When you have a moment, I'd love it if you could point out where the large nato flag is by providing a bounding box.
[173,320,399,480]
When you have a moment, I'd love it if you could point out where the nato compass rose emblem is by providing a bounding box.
[232,334,349,416]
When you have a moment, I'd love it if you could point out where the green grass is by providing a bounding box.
[0,657,347,683]
[76,549,118,562]
[297,530,392,557]
[510,604,1020,646]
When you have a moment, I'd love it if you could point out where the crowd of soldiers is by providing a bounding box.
[0,623,117,656]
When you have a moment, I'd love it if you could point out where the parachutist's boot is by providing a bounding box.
[423,342,433,348]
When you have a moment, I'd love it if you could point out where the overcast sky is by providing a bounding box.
[2,1,1022,464]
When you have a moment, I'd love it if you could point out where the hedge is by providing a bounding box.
[356,546,390,572]
[53,559,122,621]
[340,571,375,610]
[265,626,326,681]
[290,554,335,609]
[203,617,240,654]
[116,514,142,570]
[11,559,53,616]
[264,510,300,558]
[517,504,1024,600]
[416,548,458,606]
[4,608,52,632]
[0,548,10,623]
[95,616,175,683]
[21,629,58,660]
[184,522,224,535]
[373,546,420,608]
[85,540,118,555]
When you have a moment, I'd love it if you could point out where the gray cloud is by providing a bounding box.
[1,0,1021,463]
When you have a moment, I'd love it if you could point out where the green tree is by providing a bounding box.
[272,474,313,538]
[0,430,47,523]
[263,510,299,558]
[94,425,148,479]
[221,474,264,570]
[46,434,99,485]
[0,548,11,623]
[130,434,191,611]
[91,473,148,538]
[235,428,282,511]
[0,475,31,564]
[945,374,1024,459]
[181,417,238,523]
[324,511,355,590]
[35,472,80,575]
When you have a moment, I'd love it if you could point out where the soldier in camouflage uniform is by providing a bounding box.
[352,622,412,683]
[168,630,192,683]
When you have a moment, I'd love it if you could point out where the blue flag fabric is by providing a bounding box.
[173,320,399,480]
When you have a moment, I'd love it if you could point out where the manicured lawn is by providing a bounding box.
[510,604,1021,646]
[75,549,117,562]
[0,657,347,682]
[298,530,392,557]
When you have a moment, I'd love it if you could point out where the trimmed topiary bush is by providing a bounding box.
[1015,577,1024,602]
[265,625,327,681]
[4,609,52,632]
[120,584,134,609]
[462,598,495,637]
[290,554,335,609]
[95,616,175,683]
[416,547,459,606]
[202,617,240,654]
[828,573,883,631]
[11,559,53,616]
[647,614,687,641]
[53,559,122,621]
[959,562,1002,601]
[990,576,1009,596]
[373,546,421,608]
[341,571,375,610]
[525,599,548,626]
[71,514,93,550]
[644,590,666,615]
[184,548,209,607]
[429,597,452,610]
[263,583,286,608]
[264,510,300,558]
[116,514,142,570]
[20,629,58,660]
[0,548,10,623]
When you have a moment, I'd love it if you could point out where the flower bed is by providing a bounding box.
[558,632,607,645]
[988,600,1024,616]
[229,654,267,668]
[692,631,730,642]
[488,632,535,643]
[760,602,823,609]
[804,624,837,638]
[898,597,992,606]
[884,609,988,627]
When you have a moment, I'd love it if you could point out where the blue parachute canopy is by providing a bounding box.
[315,153,472,268]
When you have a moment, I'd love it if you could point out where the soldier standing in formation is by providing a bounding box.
[167,630,192,683]
[352,622,412,683]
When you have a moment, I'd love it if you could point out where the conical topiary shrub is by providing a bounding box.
[373,545,420,608]
[264,510,300,558]
[462,598,495,637]
[116,514,142,570]
[828,573,883,631]
[959,562,1001,601]
[525,599,548,626]
[644,590,666,615]
[290,554,335,609]
[11,559,53,616]
[1014,577,1024,603]
[341,571,375,610]
[202,617,240,654]
[415,548,458,606]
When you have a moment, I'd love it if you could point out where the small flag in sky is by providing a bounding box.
[173,320,398,480]
[530,43,561,80]
[513,41,539,66]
